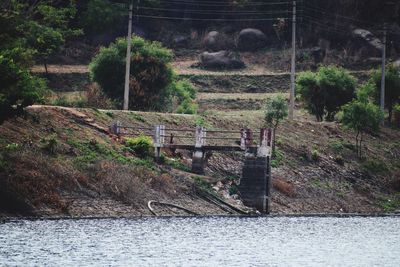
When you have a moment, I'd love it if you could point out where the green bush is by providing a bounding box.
[90,36,174,111]
[125,135,154,158]
[297,65,356,121]
[371,64,400,123]
[264,94,288,154]
[0,55,47,124]
[341,90,383,158]
[176,99,198,114]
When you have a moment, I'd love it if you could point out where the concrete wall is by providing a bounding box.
[239,156,271,213]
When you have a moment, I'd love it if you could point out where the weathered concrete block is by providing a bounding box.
[192,150,205,175]
[239,156,271,213]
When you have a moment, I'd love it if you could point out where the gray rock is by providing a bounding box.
[352,29,383,51]
[203,31,233,52]
[237,28,267,51]
[200,50,245,69]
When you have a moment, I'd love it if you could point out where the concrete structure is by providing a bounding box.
[110,122,272,213]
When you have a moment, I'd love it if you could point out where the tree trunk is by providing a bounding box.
[44,60,48,76]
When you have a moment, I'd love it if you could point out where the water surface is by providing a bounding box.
[1,216,399,266]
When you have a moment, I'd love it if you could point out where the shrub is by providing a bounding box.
[264,94,288,154]
[0,55,47,124]
[90,37,174,111]
[167,79,198,114]
[297,65,356,121]
[125,135,154,158]
[341,96,383,158]
[176,99,198,114]
[370,64,400,123]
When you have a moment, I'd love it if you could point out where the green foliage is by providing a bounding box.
[90,37,175,111]
[176,99,198,114]
[311,149,319,161]
[81,0,125,34]
[297,65,356,121]
[341,89,383,158]
[264,94,288,154]
[264,94,288,128]
[329,140,345,153]
[0,55,47,123]
[166,158,191,172]
[1,1,81,69]
[129,113,146,122]
[169,79,198,114]
[124,135,154,158]
[378,194,400,212]
[271,148,284,168]
[371,64,400,121]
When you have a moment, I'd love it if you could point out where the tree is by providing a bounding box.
[341,84,383,158]
[0,55,47,123]
[90,36,177,111]
[371,63,400,123]
[1,1,81,74]
[264,94,288,155]
[297,65,356,121]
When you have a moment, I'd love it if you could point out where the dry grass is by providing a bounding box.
[273,179,295,197]
[0,149,86,210]
[91,161,177,207]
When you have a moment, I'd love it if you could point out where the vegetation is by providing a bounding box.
[90,37,196,113]
[264,94,288,154]
[371,64,400,123]
[341,84,383,158]
[124,135,154,158]
[0,0,80,124]
[297,65,356,121]
[0,56,47,123]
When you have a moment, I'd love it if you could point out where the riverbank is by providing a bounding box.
[0,106,399,217]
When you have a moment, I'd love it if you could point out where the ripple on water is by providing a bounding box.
[0,216,399,267]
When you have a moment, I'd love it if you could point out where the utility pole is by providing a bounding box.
[123,2,133,111]
[289,1,296,120]
[380,23,387,119]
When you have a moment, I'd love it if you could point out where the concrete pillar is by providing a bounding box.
[192,126,206,174]
[154,125,165,160]
[239,156,271,214]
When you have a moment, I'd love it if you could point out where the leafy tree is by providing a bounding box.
[371,63,400,123]
[297,65,356,121]
[264,94,288,155]
[341,84,383,158]
[82,0,125,34]
[0,55,47,123]
[1,1,81,73]
[90,36,184,111]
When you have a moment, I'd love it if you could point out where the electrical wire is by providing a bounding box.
[133,14,291,21]
[138,6,292,15]
[150,0,292,7]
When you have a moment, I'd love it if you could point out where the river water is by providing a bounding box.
[0,216,399,267]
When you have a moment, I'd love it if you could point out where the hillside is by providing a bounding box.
[1,105,399,218]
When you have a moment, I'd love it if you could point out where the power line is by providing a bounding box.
[151,0,292,7]
[134,14,291,21]
[303,5,377,27]
[138,6,292,15]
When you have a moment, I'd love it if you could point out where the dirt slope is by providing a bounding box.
[0,106,399,218]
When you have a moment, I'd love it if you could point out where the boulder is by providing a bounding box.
[200,51,245,69]
[237,28,267,51]
[352,29,383,57]
[203,31,233,52]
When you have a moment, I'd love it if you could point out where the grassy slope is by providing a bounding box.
[0,106,399,217]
